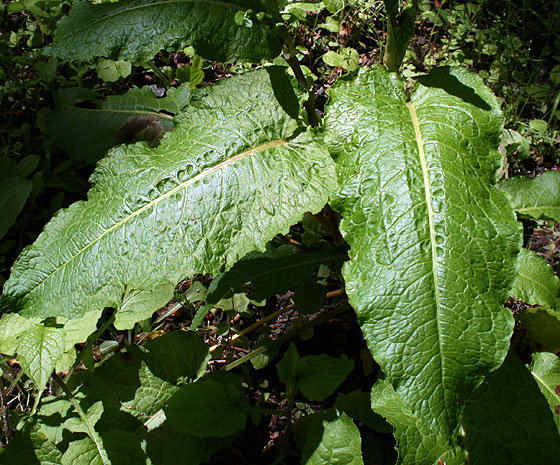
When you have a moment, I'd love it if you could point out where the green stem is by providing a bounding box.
[382,0,419,72]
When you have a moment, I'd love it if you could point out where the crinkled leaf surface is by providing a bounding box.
[531,352,560,433]
[40,85,189,163]
[295,409,364,465]
[0,70,336,381]
[511,248,560,309]
[325,66,520,460]
[0,421,63,465]
[462,351,560,465]
[512,248,560,349]
[46,0,281,63]
[370,380,464,465]
[497,170,560,222]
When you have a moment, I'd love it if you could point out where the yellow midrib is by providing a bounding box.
[406,100,446,402]
[26,139,288,296]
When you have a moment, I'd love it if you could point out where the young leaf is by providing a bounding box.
[511,248,560,310]
[325,66,521,460]
[0,70,336,380]
[45,0,281,63]
[497,170,560,222]
[0,421,63,465]
[463,351,560,464]
[531,352,560,433]
[295,409,364,465]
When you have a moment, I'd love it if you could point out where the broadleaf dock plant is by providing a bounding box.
[1,1,560,464]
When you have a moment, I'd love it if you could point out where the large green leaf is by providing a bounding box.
[497,170,560,222]
[325,66,520,462]
[45,0,281,63]
[17,326,65,392]
[0,70,335,378]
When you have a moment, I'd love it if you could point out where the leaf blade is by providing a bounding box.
[46,0,281,63]
[1,70,335,336]
[325,66,520,457]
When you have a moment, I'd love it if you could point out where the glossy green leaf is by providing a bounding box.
[325,66,520,461]
[0,70,335,378]
[531,352,560,433]
[370,379,464,464]
[115,283,174,330]
[40,85,190,163]
[463,351,560,464]
[0,176,32,240]
[296,409,364,465]
[511,248,560,309]
[497,170,560,222]
[164,372,250,438]
[46,0,281,63]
